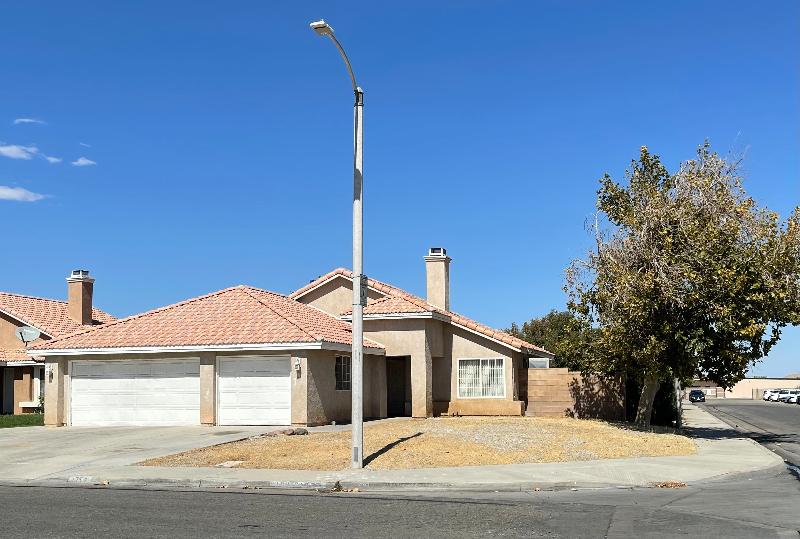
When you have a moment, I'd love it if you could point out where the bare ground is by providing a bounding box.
[139,416,696,471]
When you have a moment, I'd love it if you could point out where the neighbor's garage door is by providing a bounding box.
[70,359,200,426]
[218,356,291,426]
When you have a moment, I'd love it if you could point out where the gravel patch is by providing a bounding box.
[139,416,696,471]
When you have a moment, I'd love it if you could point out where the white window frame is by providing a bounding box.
[335,355,351,391]
[457,358,506,399]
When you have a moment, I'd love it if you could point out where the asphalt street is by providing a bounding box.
[701,399,800,467]
[2,400,798,538]
[1,466,798,539]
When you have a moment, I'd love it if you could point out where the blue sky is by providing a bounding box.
[1,1,797,377]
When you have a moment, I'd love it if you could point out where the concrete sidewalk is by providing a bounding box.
[0,404,783,491]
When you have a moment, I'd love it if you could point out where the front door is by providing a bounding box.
[2,368,15,414]
[386,358,407,417]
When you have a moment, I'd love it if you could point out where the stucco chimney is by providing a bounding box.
[66,270,95,325]
[424,248,451,311]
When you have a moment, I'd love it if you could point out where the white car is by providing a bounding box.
[786,390,799,404]
[763,389,781,401]
[776,389,792,403]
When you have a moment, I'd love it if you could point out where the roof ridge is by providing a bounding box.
[237,287,323,342]
[31,286,245,349]
[0,291,70,305]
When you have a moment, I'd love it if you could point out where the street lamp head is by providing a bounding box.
[310,20,333,36]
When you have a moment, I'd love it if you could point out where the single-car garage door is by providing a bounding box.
[70,359,200,426]
[218,356,291,426]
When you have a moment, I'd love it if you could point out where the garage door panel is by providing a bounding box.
[218,357,291,426]
[70,359,200,426]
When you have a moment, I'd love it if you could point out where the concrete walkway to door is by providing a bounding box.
[0,425,273,482]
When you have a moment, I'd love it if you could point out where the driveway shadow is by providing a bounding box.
[363,432,423,466]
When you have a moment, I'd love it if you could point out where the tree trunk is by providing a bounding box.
[634,376,661,429]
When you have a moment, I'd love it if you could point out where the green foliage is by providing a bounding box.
[566,141,800,427]
[0,414,44,428]
[506,310,588,368]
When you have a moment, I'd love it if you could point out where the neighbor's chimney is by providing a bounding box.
[67,270,95,325]
[424,248,451,311]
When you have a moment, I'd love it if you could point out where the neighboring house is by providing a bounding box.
[290,249,553,419]
[687,377,800,399]
[1,271,115,415]
[32,249,553,427]
[32,285,385,427]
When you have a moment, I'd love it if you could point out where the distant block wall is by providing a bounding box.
[519,368,625,421]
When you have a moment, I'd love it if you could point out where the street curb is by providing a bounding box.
[0,477,665,492]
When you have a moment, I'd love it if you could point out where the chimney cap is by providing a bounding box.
[66,269,95,283]
[428,247,447,257]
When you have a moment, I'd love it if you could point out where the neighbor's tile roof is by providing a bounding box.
[32,285,383,351]
[0,348,42,364]
[0,292,116,337]
[294,269,551,356]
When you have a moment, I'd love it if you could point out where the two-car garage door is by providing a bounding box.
[69,356,291,426]
[70,359,201,426]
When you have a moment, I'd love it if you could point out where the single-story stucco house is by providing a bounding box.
[1,271,116,415]
[33,249,553,427]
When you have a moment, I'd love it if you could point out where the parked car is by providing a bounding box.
[777,389,792,402]
[785,390,799,404]
[689,389,706,403]
[763,389,781,401]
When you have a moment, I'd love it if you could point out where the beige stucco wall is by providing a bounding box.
[363,318,433,418]
[199,352,216,426]
[44,357,67,426]
[297,276,385,318]
[722,378,800,399]
[0,311,51,350]
[305,348,385,426]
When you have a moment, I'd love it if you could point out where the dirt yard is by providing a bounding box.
[140,417,696,471]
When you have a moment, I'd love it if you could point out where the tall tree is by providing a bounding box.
[506,310,590,369]
[565,142,800,428]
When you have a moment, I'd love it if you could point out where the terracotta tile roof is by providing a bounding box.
[359,295,435,315]
[0,292,116,337]
[0,348,42,364]
[31,286,383,352]
[294,269,552,356]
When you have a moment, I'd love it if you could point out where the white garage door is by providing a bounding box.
[70,359,200,426]
[218,356,291,426]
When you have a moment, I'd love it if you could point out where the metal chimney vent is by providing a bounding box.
[428,247,446,257]
[71,270,90,279]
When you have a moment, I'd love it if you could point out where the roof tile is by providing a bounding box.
[296,269,551,355]
[32,286,383,351]
[0,292,116,337]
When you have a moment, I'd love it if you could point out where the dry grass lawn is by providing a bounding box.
[140,417,696,471]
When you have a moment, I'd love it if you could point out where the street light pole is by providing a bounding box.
[311,20,365,469]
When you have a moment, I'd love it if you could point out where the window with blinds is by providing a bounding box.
[457,358,505,398]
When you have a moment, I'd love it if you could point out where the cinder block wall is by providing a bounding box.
[520,368,625,421]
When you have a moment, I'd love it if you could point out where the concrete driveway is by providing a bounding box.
[0,425,273,482]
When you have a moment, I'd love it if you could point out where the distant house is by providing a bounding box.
[33,249,554,427]
[1,271,115,415]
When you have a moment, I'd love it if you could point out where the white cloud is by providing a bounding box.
[0,185,46,202]
[46,156,62,163]
[79,142,90,147]
[72,157,96,166]
[0,144,39,159]
[13,118,47,125]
